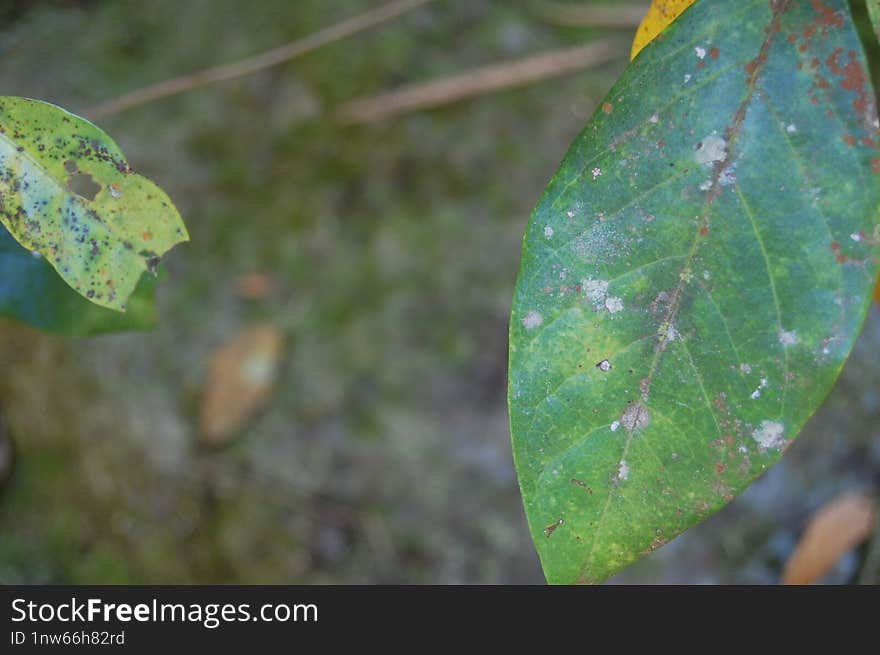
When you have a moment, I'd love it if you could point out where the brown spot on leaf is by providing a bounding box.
[810,0,845,30]
[827,48,873,125]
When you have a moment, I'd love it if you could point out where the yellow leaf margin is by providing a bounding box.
[631,0,696,60]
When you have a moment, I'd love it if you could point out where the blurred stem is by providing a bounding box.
[84,0,438,120]
[335,37,628,125]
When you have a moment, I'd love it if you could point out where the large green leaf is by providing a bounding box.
[509,0,880,584]
[869,0,880,37]
[0,222,158,336]
[0,96,187,312]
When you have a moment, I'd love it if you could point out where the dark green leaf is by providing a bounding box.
[509,0,880,584]
[0,223,158,336]
[0,96,187,311]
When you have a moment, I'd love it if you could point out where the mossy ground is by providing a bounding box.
[0,0,876,583]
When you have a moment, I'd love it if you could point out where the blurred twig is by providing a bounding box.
[85,0,438,120]
[538,2,648,28]
[335,37,628,125]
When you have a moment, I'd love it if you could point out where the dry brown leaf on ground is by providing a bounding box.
[200,324,284,446]
[781,492,877,585]
[235,273,275,300]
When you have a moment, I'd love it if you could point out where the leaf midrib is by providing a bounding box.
[578,0,794,581]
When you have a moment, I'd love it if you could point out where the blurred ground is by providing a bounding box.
[0,0,877,584]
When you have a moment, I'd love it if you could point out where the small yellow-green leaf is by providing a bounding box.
[0,96,188,312]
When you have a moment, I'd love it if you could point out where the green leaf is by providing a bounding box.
[869,0,880,39]
[0,223,158,336]
[509,0,880,584]
[0,96,187,312]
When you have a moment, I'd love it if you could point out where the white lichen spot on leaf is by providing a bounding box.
[695,134,728,167]
[657,322,679,345]
[604,296,624,314]
[752,420,785,451]
[582,278,623,314]
[779,329,799,346]
[583,278,609,304]
[718,163,737,186]
[750,377,769,400]
[523,311,543,330]
[621,402,650,433]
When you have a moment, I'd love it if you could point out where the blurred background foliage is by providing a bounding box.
[0,0,877,584]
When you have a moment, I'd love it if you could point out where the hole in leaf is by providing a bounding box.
[67,173,101,201]
[63,160,77,174]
